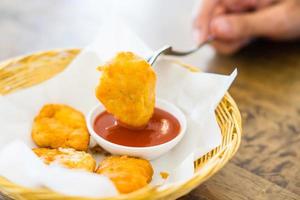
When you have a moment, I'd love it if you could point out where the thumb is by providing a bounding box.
[210,3,290,40]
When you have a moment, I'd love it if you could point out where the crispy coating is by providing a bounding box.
[31,104,89,151]
[96,156,153,194]
[33,147,96,172]
[96,52,156,128]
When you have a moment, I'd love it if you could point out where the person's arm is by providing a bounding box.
[193,0,300,54]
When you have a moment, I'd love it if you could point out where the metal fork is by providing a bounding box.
[147,37,213,66]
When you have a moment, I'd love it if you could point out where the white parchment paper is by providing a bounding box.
[0,21,236,197]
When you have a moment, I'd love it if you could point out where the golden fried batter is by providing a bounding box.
[32,104,89,151]
[96,156,153,194]
[96,52,156,128]
[33,148,96,172]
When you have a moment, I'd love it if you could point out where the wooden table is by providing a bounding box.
[180,40,300,200]
[0,1,299,199]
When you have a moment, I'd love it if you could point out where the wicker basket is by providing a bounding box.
[0,49,242,200]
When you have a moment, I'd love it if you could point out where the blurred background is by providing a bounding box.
[0,0,202,59]
[0,0,299,199]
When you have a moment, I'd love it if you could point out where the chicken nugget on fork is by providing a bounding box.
[95,52,156,128]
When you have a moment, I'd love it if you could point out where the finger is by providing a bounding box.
[213,4,226,17]
[223,0,257,12]
[257,0,279,8]
[211,39,251,55]
[193,0,220,43]
[210,2,294,40]
[223,0,279,11]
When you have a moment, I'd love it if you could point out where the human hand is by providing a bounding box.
[193,0,300,54]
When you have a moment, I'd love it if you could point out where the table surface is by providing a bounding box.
[0,0,299,199]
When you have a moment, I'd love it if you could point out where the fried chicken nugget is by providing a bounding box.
[33,147,96,172]
[96,52,156,128]
[32,104,89,151]
[96,156,153,194]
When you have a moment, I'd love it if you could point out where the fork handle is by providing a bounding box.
[147,36,214,66]
[165,36,214,56]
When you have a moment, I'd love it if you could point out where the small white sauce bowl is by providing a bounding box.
[86,99,186,160]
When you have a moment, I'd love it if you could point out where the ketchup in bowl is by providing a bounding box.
[93,108,181,147]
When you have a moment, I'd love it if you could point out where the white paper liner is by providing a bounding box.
[0,20,236,197]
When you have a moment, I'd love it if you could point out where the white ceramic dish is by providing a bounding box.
[86,99,187,160]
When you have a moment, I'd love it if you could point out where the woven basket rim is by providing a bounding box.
[0,49,242,200]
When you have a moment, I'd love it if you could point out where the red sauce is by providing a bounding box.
[93,108,181,147]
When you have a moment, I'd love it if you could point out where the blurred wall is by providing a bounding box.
[0,0,199,59]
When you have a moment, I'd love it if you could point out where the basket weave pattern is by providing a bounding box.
[0,49,242,200]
